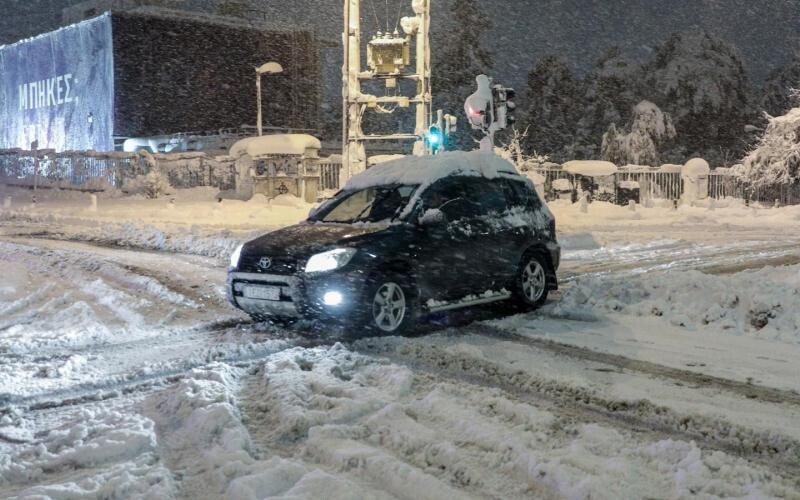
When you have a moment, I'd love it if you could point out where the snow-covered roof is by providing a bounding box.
[682,158,710,177]
[230,134,322,158]
[344,151,521,191]
[562,160,618,177]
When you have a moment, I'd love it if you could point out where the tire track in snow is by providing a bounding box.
[469,324,800,407]
[0,329,306,415]
[353,337,800,482]
[559,238,800,283]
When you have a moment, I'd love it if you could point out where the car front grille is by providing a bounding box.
[238,254,298,275]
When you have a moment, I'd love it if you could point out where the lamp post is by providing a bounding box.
[255,61,283,136]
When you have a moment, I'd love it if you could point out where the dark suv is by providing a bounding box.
[227,152,560,334]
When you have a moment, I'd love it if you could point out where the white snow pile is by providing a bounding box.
[549,264,800,342]
[344,151,522,191]
[0,404,175,498]
[562,160,618,177]
[229,134,321,158]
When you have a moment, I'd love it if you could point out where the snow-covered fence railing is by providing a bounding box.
[617,171,683,203]
[743,182,800,205]
[0,149,240,192]
[708,172,747,201]
[0,149,136,190]
[318,159,342,191]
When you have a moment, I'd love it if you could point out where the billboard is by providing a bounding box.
[0,14,114,152]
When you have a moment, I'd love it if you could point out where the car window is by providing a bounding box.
[502,178,540,210]
[464,177,509,216]
[421,177,480,221]
[314,184,417,223]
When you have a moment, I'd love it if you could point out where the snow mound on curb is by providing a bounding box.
[549,265,800,342]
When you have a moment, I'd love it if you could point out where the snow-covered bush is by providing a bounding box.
[740,107,800,187]
[124,170,172,198]
[601,100,676,166]
[495,128,550,171]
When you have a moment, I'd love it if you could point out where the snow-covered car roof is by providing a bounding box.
[230,134,321,158]
[562,160,618,177]
[344,151,522,191]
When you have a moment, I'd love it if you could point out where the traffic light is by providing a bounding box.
[492,85,516,130]
[464,75,494,131]
[426,124,444,152]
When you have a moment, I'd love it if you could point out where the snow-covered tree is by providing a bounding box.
[520,56,583,161]
[761,54,800,116]
[601,100,676,166]
[432,0,492,150]
[575,47,644,158]
[740,107,800,187]
[646,30,755,163]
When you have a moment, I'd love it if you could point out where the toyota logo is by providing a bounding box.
[258,257,272,270]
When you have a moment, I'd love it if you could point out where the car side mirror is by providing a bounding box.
[418,208,447,226]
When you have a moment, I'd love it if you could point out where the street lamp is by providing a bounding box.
[256,61,283,136]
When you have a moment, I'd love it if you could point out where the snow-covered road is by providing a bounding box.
[1,226,799,498]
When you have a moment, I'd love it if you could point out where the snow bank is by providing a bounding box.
[562,160,618,177]
[549,264,800,343]
[0,404,175,498]
[344,151,521,191]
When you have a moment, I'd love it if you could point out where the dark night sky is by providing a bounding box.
[2,0,799,92]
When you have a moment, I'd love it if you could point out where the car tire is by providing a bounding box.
[513,252,550,309]
[356,274,417,336]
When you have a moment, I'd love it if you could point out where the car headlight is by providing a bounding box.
[230,243,244,269]
[305,248,357,274]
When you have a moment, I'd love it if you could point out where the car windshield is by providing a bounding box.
[311,184,418,224]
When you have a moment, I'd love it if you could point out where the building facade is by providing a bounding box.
[0,9,321,152]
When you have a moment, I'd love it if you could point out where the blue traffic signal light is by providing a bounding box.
[426,125,444,151]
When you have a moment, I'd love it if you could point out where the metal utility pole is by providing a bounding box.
[342,0,432,184]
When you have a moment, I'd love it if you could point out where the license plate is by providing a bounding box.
[243,285,281,301]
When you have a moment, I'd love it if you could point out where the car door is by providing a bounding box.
[461,177,521,291]
[412,176,487,301]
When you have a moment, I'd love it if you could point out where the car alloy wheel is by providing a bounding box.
[371,282,407,333]
[521,258,546,303]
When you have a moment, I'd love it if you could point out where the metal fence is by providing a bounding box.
[0,149,237,192]
[319,161,342,191]
[0,150,137,190]
[616,171,683,202]
[530,167,800,205]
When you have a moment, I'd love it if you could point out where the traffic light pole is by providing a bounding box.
[342,0,433,185]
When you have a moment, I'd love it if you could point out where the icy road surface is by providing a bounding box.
[1,231,799,498]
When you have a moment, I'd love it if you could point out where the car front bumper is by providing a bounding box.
[227,270,368,319]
